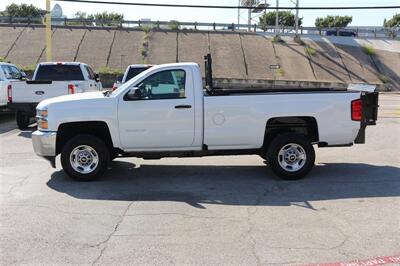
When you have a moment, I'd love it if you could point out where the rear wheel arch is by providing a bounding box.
[262,116,319,152]
[56,121,115,155]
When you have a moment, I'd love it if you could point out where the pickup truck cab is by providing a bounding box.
[8,62,102,129]
[0,62,26,109]
[112,64,153,90]
[32,55,379,181]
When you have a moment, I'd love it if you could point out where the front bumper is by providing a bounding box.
[32,130,57,167]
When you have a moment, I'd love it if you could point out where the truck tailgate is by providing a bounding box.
[10,81,71,103]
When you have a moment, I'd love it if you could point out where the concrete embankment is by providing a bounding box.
[0,25,398,90]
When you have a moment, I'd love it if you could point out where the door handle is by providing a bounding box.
[174,105,192,109]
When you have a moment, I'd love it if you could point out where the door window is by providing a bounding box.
[9,66,22,79]
[134,70,186,100]
[1,65,22,80]
[1,66,12,79]
[85,65,96,80]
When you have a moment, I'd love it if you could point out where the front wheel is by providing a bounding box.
[267,133,315,180]
[61,134,110,181]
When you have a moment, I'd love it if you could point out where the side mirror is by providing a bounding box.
[20,72,27,80]
[94,73,100,82]
[125,87,142,100]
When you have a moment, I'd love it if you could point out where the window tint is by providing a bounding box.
[35,65,84,81]
[125,66,152,81]
[136,70,186,100]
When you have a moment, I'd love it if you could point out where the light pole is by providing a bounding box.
[45,0,52,61]
[275,0,279,36]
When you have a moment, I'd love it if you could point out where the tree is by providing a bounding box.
[315,15,352,28]
[93,12,124,26]
[384,14,400,28]
[72,11,123,26]
[259,11,302,30]
[168,20,180,30]
[4,3,41,18]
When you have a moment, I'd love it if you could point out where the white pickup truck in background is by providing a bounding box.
[8,62,102,129]
[32,54,379,181]
[112,64,153,90]
[0,62,26,110]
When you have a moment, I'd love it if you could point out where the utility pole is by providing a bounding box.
[45,0,52,61]
[275,0,279,36]
[248,7,251,32]
[295,0,299,36]
[238,0,240,26]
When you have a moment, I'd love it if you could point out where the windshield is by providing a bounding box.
[35,65,84,81]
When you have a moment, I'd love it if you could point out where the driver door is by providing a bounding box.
[117,68,195,150]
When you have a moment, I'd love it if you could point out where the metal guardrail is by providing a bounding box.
[0,16,398,38]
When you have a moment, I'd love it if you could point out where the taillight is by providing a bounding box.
[68,84,75,94]
[351,99,362,121]
[7,85,12,103]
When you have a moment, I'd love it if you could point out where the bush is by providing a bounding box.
[97,66,124,76]
[21,64,36,73]
[272,35,285,43]
[276,68,285,77]
[379,74,391,84]
[362,45,376,56]
[305,45,317,56]
[0,57,5,62]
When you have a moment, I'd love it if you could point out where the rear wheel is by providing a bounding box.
[61,134,110,181]
[16,111,30,129]
[267,133,315,180]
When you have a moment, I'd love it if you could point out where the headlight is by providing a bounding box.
[36,109,48,130]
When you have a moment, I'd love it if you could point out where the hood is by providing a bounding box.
[37,91,105,109]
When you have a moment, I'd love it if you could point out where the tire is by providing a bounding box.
[267,133,315,180]
[61,134,110,181]
[16,111,30,129]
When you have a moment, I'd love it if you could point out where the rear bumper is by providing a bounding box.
[354,91,379,144]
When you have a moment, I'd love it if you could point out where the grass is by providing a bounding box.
[276,68,285,77]
[362,45,376,56]
[305,45,317,56]
[272,35,285,43]
[293,36,305,45]
[0,56,5,62]
[379,74,391,84]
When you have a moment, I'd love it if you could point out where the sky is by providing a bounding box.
[0,0,399,27]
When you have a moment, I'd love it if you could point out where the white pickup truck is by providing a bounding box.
[8,62,102,129]
[32,55,379,181]
[0,62,26,110]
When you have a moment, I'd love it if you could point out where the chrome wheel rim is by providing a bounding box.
[278,143,307,172]
[70,145,99,174]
